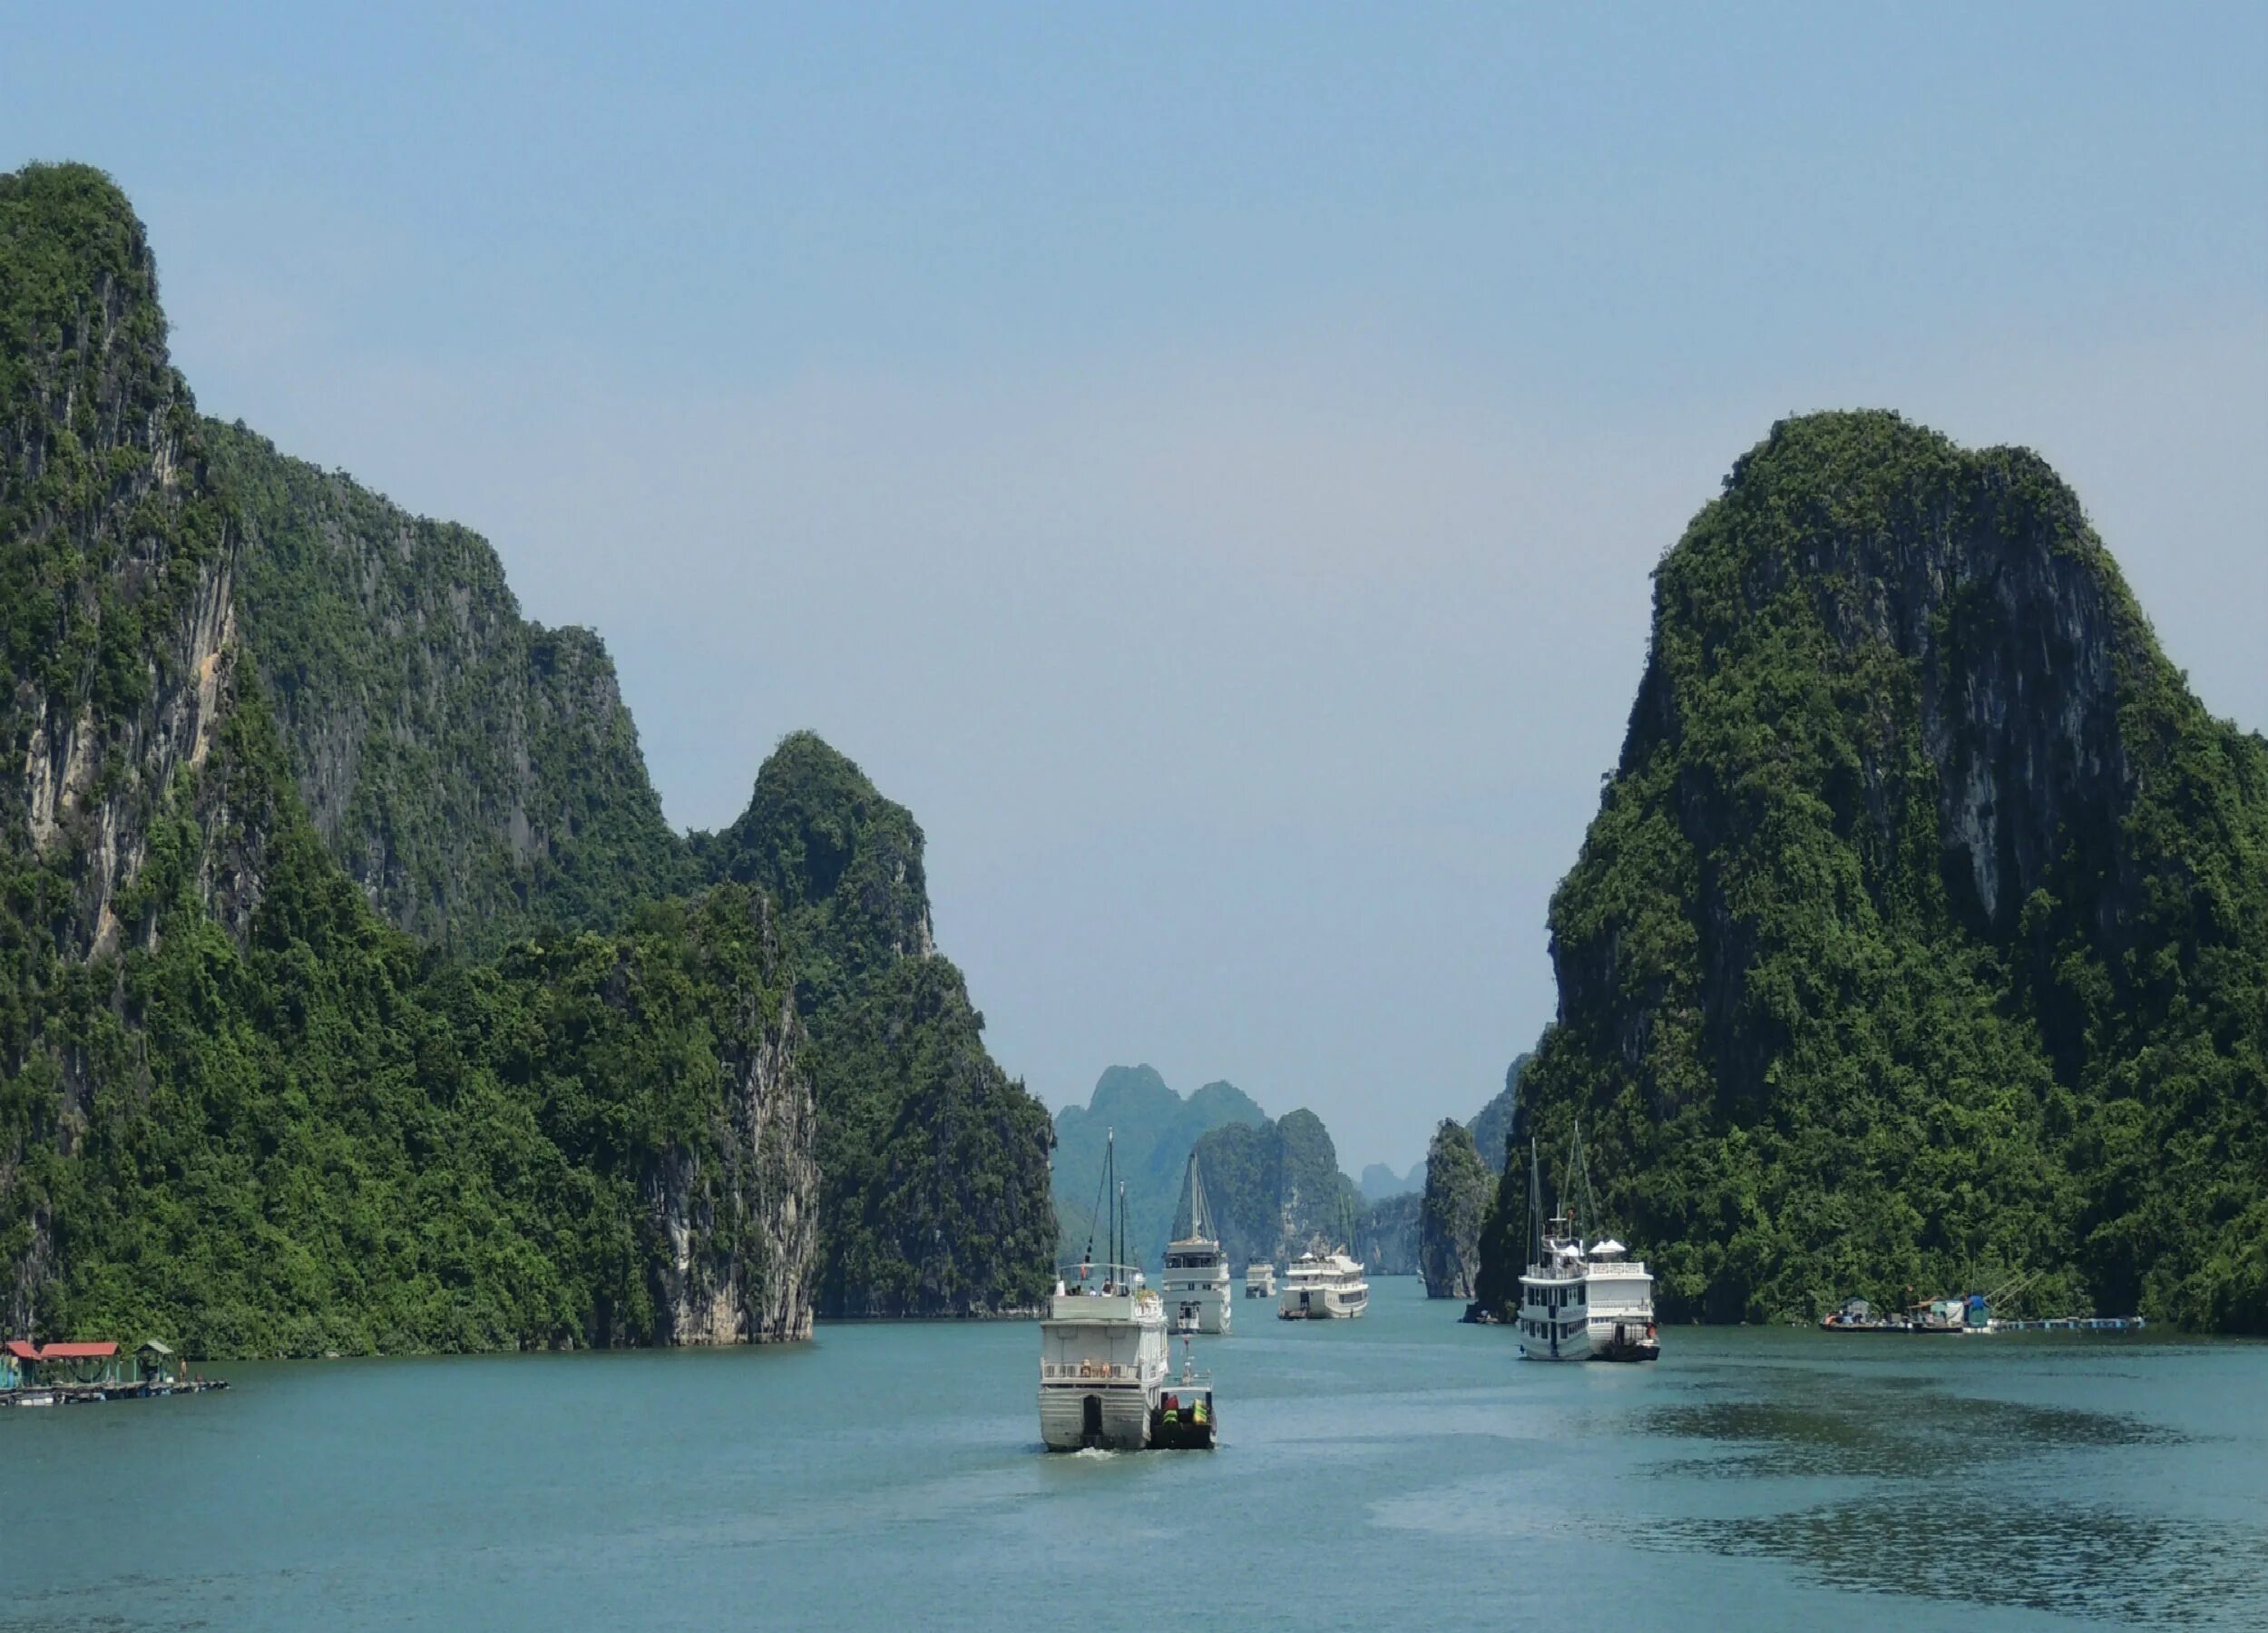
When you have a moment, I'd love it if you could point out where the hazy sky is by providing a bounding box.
[8,5,2264,1171]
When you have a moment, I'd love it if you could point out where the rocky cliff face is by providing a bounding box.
[1192,1107,1365,1270]
[208,422,694,952]
[2,165,255,963]
[708,732,1056,1318]
[1,164,826,1353]
[1474,412,2268,1331]
[1467,1054,1527,1174]
[633,895,818,1345]
[1419,1119,1489,1300]
[1356,1190,1419,1275]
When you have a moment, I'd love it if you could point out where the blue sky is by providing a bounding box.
[8,4,2264,1170]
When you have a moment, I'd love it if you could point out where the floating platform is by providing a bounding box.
[4,1379,229,1408]
[1991,1315,2148,1333]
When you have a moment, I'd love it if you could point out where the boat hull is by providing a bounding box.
[1277,1291,1367,1319]
[1040,1381,1156,1451]
[1518,1324,1595,1361]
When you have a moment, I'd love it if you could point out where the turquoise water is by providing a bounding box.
[6,1277,2264,1630]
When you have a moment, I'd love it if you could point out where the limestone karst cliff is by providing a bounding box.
[1191,1107,1366,1271]
[1419,1120,1489,1300]
[208,422,696,953]
[1472,412,2268,1332]
[707,732,1057,1317]
[1,161,1051,1349]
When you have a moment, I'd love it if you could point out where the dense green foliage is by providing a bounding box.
[1475,413,2268,1331]
[1467,1053,1528,1173]
[1191,1107,1366,1270]
[1051,1065,1267,1266]
[5,697,807,1354]
[708,732,1056,1315]
[1419,1119,1490,1299]
[207,421,698,953]
[3,163,1054,1349]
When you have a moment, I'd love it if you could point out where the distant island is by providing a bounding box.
[1050,1067,1425,1274]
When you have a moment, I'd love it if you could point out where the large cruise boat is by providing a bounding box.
[1161,1152,1232,1335]
[1243,1263,1276,1299]
[1277,1247,1369,1319]
[1513,1129,1658,1363]
[1041,1132,1168,1450]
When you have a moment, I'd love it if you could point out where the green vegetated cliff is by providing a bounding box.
[1467,1053,1528,1173]
[207,421,699,953]
[1419,1120,1490,1299]
[704,732,1056,1316]
[1051,1066,1266,1266]
[1191,1107,1367,1270]
[1473,412,2268,1333]
[0,162,1052,1351]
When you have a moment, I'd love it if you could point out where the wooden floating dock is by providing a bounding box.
[4,1337,228,1406]
[3,1379,230,1408]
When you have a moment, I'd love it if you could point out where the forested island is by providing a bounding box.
[0,162,1054,1357]
[1468,412,2268,1334]
[1051,1067,1432,1272]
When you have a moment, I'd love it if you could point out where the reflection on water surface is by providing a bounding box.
[1635,1351,2261,1626]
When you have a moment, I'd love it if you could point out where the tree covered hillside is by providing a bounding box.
[0,162,1053,1349]
[208,422,698,953]
[1192,1107,1366,1270]
[1475,412,2268,1332]
[706,732,1056,1317]
[0,165,815,1353]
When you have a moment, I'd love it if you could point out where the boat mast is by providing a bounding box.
[1566,1120,1600,1247]
[1180,1150,1214,1244]
[1528,1138,1543,1264]
[1083,1129,1118,1275]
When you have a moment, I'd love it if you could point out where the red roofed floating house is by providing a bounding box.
[23,1340,128,1387]
[3,1338,163,1392]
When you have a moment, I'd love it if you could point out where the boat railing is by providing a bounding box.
[1054,1261,1149,1292]
[1041,1360,1145,1383]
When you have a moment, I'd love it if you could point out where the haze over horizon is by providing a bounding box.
[9,3,2262,1172]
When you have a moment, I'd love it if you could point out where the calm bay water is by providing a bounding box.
[6,1276,2264,1630]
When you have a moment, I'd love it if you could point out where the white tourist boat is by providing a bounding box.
[1513,1129,1658,1363]
[1041,1132,1168,1450]
[1244,1262,1276,1299]
[1277,1247,1369,1319]
[1162,1152,1232,1335]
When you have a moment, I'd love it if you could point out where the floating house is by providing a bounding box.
[30,1341,129,1386]
[5,1336,223,1404]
